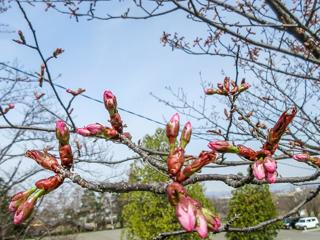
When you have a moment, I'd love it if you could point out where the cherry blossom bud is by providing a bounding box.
[66,88,85,96]
[38,64,45,87]
[237,145,257,161]
[110,113,123,133]
[202,208,221,232]
[266,171,277,184]
[167,147,185,176]
[76,123,105,137]
[59,144,73,169]
[104,127,119,139]
[34,92,45,100]
[8,187,37,213]
[204,88,217,95]
[224,77,230,92]
[293,153,310,161]
[217,83,224,90]
[166,113,180,149]
[35,175,64,193]
[166,182,187,206]
[53,48,64,58]
[195,211,208,239]
[25,150,59,172]
[55,120,69,145]
[263,156,277,173]
[252,161,265,180]
[76,128,91,136]
[13,189,45,225]
[103,90,118,116]
[176,151,216,182]
[263,108,297,153]
[238,82,251,93]
[180,121,192,149]
[18,30,26,44]
[208,140,239,153]
[176,196,197,232]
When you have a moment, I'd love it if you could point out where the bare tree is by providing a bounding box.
[1,1,320,239]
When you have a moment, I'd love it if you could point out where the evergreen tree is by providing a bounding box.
[121,128,214,240]
[226,184,280,240]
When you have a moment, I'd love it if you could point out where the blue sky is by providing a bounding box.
[0,2,315,194]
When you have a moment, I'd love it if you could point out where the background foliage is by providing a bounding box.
[226,184,280,240]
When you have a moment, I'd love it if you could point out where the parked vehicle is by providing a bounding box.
[283,217,299,229]
[295,217,319,230]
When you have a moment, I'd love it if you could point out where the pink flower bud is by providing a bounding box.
[195,211,208,239]
[103,90,118,116]
[76,128,91,136]
[252,161,265,180]
[55,120,69,145]
[8,103,15,109]
[217,83,224,90]
[208,140,238,153]
[66,88,85,96]
[180,121,192,149]
[13,189,45,225]
[176,196,197,232]
[166,113,180,147]
[35,175,64,193]
[86,123,105,134]
[76,123,105,137]
[25,150,59,172]
[266,171,277,183]
[8,187,36,213]
[202,208,221,232]
[263,157,277,173]
[293,153,310,161]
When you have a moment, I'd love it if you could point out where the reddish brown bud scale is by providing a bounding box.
[166,182,187,206]
[59,144,73,169]
[237,145,257,161]
[35,175,64,192]
[53,48,64,58]
[110,112,123,133]
[25,150,59,172]
[204,88,217,95]
[263,108,297,153]
[103,90,118,116]
[167,147,185,176]
[176,151,216,182]
[104,128,119,139]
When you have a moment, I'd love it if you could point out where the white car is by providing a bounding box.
[295,217,319,230]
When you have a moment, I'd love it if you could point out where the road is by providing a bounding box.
[43,229,320,240]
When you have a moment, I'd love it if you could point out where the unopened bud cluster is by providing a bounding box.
[293,153,320,166]
[167,182,221,238]
[208,108,296,184]
[77,90,130,140]
[165,114,220,238]
[205,77,250,96]
[9,120,74,224]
